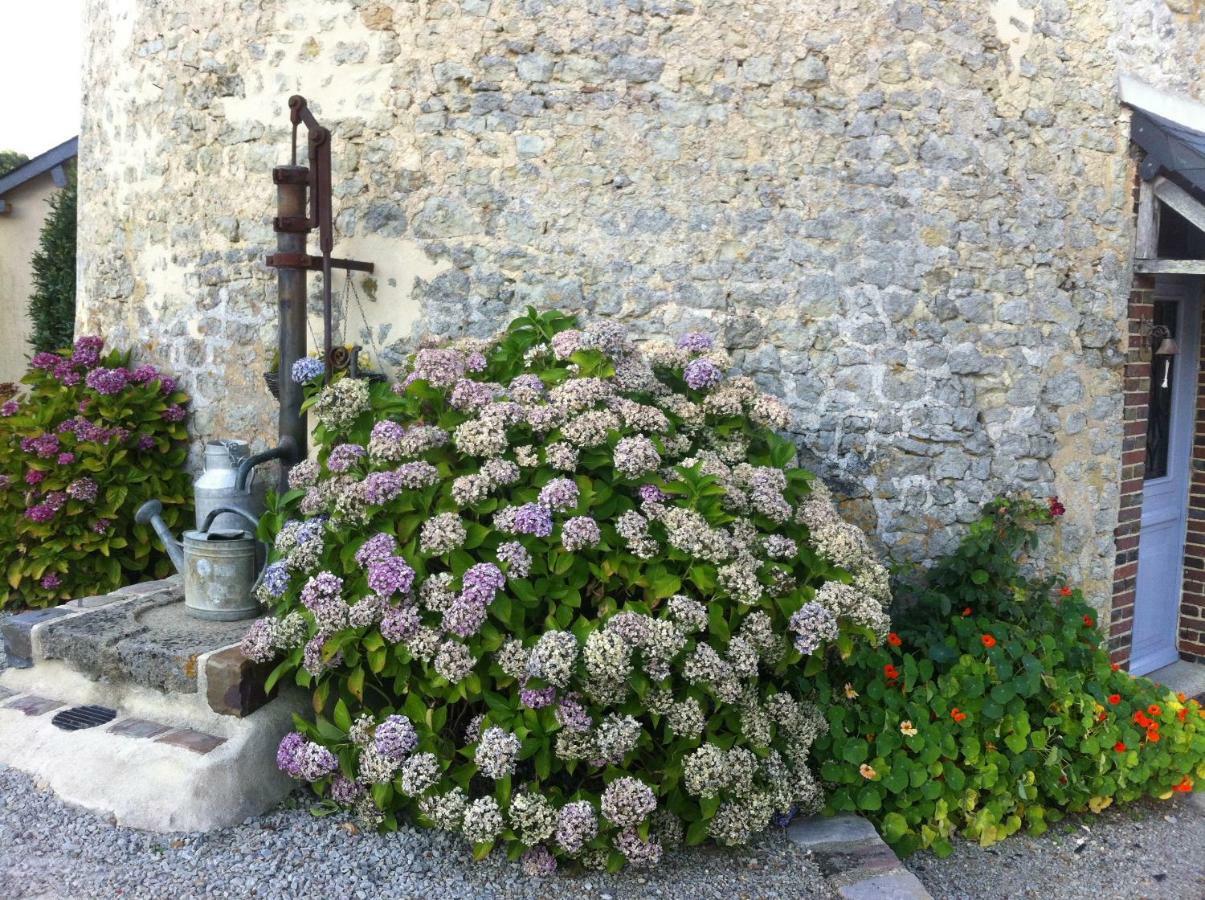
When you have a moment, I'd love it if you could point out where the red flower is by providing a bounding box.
[961,607,972,617]
[1179,708,1188,722]
[1097,711,1108,722]
[883,664,900,681]
[1173,777,1193,793]
[887,632,902,647]
[1133,711,1151,728]
[1060,586,1073,598]
[1108,694,1121,705]
[1111,663,1121,672]
[981,634,997,649]
[1148,704,1162,717]
[1049,496,1066,516]
[1146,728,1161,743]
[1114,741,1127,752]
[950,708,967,723]
[1083,615,1094,627]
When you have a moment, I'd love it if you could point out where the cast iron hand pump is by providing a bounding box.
[249,95,373,492]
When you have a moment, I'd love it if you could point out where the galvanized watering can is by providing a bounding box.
[135,501,267,621]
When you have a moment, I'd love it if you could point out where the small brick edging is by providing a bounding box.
[787,814,931,899]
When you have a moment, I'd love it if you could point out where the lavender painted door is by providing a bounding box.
[1132,278,1201,675]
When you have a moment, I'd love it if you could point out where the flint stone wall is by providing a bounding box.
[77,0,1205,611]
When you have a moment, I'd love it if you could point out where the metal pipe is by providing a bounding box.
[234,436,297,492]
[274,165,309,493]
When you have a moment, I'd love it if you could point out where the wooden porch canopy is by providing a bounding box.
[1122,76,1205,275]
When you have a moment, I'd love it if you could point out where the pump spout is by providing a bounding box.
[235,435,300,492]
[135,499,186,574]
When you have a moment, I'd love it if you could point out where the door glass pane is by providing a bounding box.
[1145,300,1177,480]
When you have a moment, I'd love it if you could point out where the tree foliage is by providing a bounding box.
[28,170,77,354]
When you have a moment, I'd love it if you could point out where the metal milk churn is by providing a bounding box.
[195,440,267,533]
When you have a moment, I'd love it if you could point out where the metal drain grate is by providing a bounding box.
[51,705,118,731]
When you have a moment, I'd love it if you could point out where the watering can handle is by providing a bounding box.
[200,506,270,597]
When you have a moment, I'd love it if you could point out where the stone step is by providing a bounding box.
[0,662,305,832]
[2,579,277,718]
[788,814,932,899]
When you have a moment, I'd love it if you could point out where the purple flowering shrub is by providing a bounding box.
[248,309,891,872]
[0,337,193,608]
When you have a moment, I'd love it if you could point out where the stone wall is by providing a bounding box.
[77,0,1205,613]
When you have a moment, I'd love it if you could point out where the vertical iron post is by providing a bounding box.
[273,165,309,493]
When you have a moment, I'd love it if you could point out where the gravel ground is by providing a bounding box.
[907,796,1205,900]
[0,613,830,900]
[0,768,830,900]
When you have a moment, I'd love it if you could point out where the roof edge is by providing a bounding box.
[1120,74,1205,133]
[0,136,79,198]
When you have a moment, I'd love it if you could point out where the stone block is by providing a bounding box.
[788,813,880,850]
[109,718,172,739]
[156,728,227,755]
[837,869,931,899]
[2,607,76,668]
[204,645,277,718]
[4,694,64,717]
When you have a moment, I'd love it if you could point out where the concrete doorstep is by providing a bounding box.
[788,814,932,899]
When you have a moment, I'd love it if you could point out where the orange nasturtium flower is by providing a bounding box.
[1060,586,1073,597]
[1111,663,1121,671]
[1083,615,1094,627]
[961,606,972,616]
[1146,728,1161,744]
[1179,708,1188,722]
[1148,704,1162,717]
[1114,741,1127,752]
[950,708,967,723]
[883,664,900,680]
[1108,694,1121,705]
[1173,777,1194,793]
[887,632,902,647]
[981,634,997,649]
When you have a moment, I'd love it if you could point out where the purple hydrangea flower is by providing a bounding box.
[130,364,160,383]
[327,443,366,473]
[66,477,99,503]
[138,435,156,451]
[21,434,60,459]
[511,503,553,538]
[260,562,290,598]
[683,358,723,390]
[465,351,488,372]
[56,452,76,466]
[24,470,45,486]
[520,684,556,709]
[360,470,404,505]
[162,405,187,423]
[355,533,398,567]
[460,562,505,604]
[92,518,111,534]
[0,400,17,417]
[276,732,306,777]
[374,714,418,760]
[330,775,364,805]
[31,351,61,370]
[380,605,421,643]
[40,573,62,590]
[71,336,104,368]
[538,477,579,512]
[25,504,56,523]
[85,367,130,396]
[442,595,488,638]
[367,556,416,598]
[521,845,557,877]
[300,572,343,611]
[291,356,326,384]
[639,484,667,503]
[676,332,714,352]
[561,516,601,551]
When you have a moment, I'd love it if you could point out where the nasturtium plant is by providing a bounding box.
[0,336,192,608]
[243,309,893,873]
[817,497,1205,857]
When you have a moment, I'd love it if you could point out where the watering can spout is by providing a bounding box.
[135,499,185,574]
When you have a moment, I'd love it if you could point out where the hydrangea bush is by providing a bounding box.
[246,309,891,871]
[0,337,192,608]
